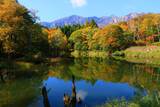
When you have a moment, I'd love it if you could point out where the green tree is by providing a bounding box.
[153,14,160,41]
[69,27,98,51]
[85,19,98,28]
[29,24,49,55]
[90,19,98,28]
[60,24,82,38]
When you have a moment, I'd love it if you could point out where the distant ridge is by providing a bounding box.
[41,13,144,28]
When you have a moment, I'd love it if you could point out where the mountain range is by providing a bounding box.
[41,13,144,28]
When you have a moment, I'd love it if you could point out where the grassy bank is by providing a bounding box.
[71,46,160,59]
[124,46,160,59]
[124,57,160,66]
[113,46,160,65]
[71,46,160,65]
[71,50,108,58]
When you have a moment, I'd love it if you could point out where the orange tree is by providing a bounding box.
[90,24,126,53]
[44,28,67,56]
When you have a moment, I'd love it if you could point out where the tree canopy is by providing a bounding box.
[0,1,160,58]
[69,27,98,51]
[91,24,125,52]
[0,0,48,57]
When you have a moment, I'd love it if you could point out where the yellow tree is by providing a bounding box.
[0,0,47,57]
[118,21,129,32]
[153,14,160,41]
[0,0,34,56]
[44,28,67,56]
[128,17,141,40]
[140,16,153,37]
[92,24,125,53]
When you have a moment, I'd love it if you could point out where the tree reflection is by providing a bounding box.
[0,71,5,83]
[63,75,82,107]
[42,86,51,107]
[0,69,15,83]
[0,61,47,107]
[70,75,77,107]
[48,58,160,91]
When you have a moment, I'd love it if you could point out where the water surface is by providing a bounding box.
[0,58,159,107]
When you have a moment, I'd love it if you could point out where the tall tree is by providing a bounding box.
[85,19,98,28]
[44,28,67,56]
[90,19,98,28]
[60,24,82,38]
[0,0,48,57]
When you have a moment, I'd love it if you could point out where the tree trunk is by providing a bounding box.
[157,25,159,34]
[157,25,160,42]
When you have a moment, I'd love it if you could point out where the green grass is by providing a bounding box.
[112,46,160,65]
[99,91,160,107]
[152,42,160,46]
[124,46,160,59]
[71,50,108,58]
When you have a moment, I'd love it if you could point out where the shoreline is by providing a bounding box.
[70,46,160,66]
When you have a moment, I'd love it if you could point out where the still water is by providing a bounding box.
[0,58,159,107]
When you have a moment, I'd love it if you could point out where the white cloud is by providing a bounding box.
[70,0,87,8]
[76,90,88,100]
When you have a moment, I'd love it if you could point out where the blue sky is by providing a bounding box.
[18,0,160,22]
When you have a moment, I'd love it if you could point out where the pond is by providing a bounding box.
[0,58,160,107]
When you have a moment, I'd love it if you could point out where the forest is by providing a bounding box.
[0,0,160,60]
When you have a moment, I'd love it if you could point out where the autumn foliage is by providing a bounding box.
[0,0,160,58]
[0,0,48,57]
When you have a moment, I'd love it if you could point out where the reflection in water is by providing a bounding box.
[0,71,5,83]
[70,75,77,107]
[63,75,82,107]
[0,69,15,83]
[0,77,41,107]
[76,90,87,101]
[0,60,45,107]
[0,58,160,107]
[42,58,159,107]
[42,86,51,107]
[48,58,160,91]
[63,93,70,106]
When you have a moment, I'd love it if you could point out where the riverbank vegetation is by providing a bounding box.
[99,91,160,107]
[124,46,160,58]
[112,46,160,65]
